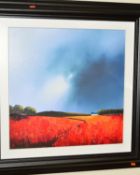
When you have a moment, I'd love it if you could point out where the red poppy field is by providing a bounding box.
[10,114,123,149]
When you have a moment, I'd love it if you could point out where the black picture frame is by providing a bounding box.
[0,1,140,175]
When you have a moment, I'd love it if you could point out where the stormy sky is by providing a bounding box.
[9,27,125,113]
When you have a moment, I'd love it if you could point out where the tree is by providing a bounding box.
[97,109,123,115]
[13,105,24,113]
[9,105,13,113]
[24,106,36,115]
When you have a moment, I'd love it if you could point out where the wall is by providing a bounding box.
[37,0,140,174]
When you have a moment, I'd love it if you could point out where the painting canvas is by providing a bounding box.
[9,28,124,149]
[0,18,134,159]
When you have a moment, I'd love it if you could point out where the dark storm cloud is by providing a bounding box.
[69,54,124,113]
[46,39,124,113]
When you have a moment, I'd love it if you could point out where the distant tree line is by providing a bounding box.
[10,105,37,115]
[37,111,90,117]
[97,109,123,115]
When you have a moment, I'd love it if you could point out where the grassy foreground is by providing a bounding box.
[10,114,123,149]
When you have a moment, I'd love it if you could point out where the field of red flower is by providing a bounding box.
[10,114,123,149]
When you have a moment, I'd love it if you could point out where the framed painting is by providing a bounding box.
[0,0,140,174]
